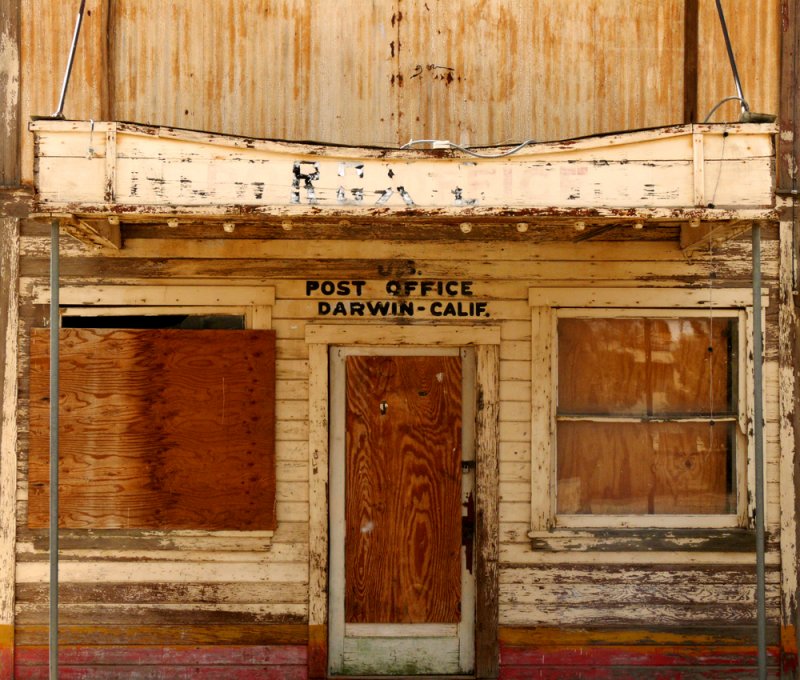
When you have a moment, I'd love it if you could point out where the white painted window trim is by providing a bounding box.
[35,282,276,550]
[529,287,764,533]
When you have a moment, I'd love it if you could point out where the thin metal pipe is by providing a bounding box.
[714,0,748,117]
[49,220,60,680]
[752,224,766,679]
[52,0,87,119]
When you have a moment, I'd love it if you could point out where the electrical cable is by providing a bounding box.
[400,138,538,158]
[702,96,750,124]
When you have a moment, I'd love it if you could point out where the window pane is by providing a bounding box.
[558,317,734,416]
[557,421,735,515]
[558,318,647,414]
[649,318,733,415]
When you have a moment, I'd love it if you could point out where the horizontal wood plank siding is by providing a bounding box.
[12,219,784,674]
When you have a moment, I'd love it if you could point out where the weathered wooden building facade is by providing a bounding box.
[1,2,800,678]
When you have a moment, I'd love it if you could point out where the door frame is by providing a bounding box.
[305,324,500,679]
[329,346,475,675]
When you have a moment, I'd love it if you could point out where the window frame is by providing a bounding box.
[528,287,765,533]
[30,281,276,549]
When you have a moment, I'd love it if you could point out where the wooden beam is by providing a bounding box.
[0,0,20,186]
[683,0,699,123]
[61,218,121,250]
[679,220,752,255]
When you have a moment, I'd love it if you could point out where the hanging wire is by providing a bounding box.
[400,138,538,158]
[702,96,750,124]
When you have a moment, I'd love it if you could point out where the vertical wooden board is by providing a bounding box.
[307,344,328,629]
[530,306,551,531]
[683,0,700,123]
[0,218,18,676]
[19,0,108,183]
[475,343,500,678]
[344,355,462,624]
[697,0,780,123]
[0,0,20,186]
[28,328,277,530]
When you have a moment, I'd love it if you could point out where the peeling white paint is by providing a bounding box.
[0,30,20,144]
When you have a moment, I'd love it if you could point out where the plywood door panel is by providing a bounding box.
[28,328,276,530]
[344,355,462,624]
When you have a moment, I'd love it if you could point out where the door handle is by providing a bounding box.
[462,490,475,574]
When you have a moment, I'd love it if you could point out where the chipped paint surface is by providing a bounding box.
[30,121,776,220]
[0,31,19,145]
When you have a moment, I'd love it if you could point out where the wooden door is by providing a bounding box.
[329,348,475,676]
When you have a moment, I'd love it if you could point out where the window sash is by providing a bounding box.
[529,300,753,532]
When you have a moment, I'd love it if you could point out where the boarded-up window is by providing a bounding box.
[556,317,736,515]
[28,328,276,530]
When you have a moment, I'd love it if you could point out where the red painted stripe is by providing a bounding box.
[0,646,12,680]
[15,645,307,666]
[14,666,307,680]
[500,643,782,667]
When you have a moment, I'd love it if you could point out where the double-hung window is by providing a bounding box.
[530,288,758,532]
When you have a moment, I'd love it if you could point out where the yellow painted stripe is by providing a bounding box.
[15,624,307,646]
[499,626,763,647]
[782,624,798,654]
[0,625,13,647]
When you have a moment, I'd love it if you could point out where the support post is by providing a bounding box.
[0,217,19,680]
[49,220,59,680]
[753,224,767,680]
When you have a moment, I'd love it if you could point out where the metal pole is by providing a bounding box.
[49,220,60,680]
[52,0,86,119]
[752,224,767,679]
[714,0,748,117]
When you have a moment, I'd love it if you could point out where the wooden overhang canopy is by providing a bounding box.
[29,120,777,252]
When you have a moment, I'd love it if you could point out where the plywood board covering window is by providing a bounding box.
[556,317,736,515]
[28,328,276,530]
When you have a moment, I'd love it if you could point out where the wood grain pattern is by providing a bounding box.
[28,328,276,530]
[344,355,462,623]
[475,343,501,678]
[557,421,734,514]
[0,217,18,677]
[558,317,734,416]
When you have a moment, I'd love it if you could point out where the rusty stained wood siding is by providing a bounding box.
[697,0,781,124]
[0,0,21,186]
[18,1,780,184]
[10,221,784,647]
